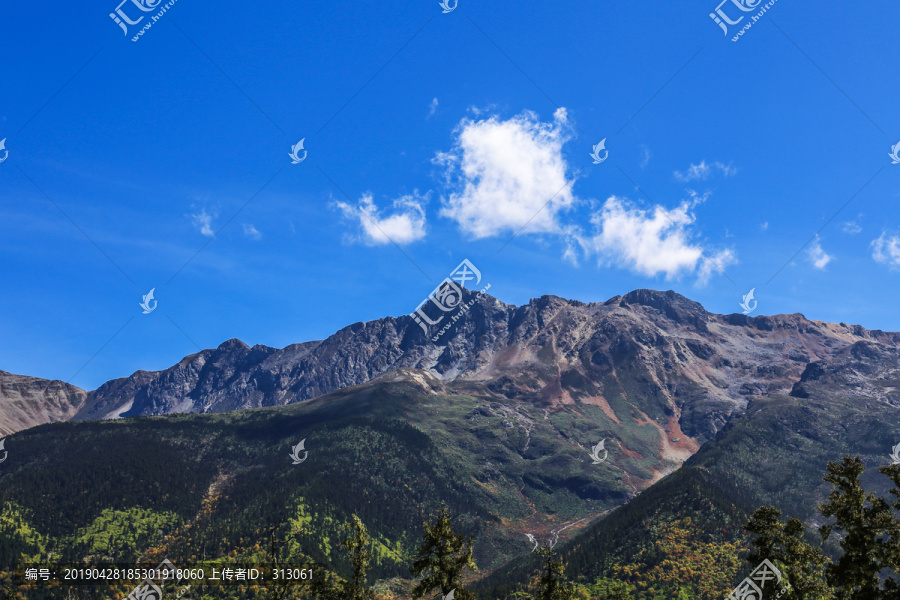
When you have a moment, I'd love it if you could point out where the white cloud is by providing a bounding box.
[427,97,439,118]
[242,224,262,240]
[190,209,216,237]
[580,195,736,283]
[436,108,576,238]
[807,235,833,269]
[423,108,733,283]
[872,232,900,269]
[674,160,736,182]
[761,222,769,231]
[335,193,427,246]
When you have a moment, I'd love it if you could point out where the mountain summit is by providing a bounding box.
[61,289,896,444]
[0,291,847,437]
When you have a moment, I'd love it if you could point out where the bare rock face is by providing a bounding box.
[63,289,899,451]
[0,371,87,435]
[790,340,900,406]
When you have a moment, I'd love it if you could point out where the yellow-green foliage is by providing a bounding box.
[286,496,336,559]
[371,532,412,567]
[0,502,47,558]
[610,517,746,599]
[71,507,181,561]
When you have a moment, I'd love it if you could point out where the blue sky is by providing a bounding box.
[1,0,898,391]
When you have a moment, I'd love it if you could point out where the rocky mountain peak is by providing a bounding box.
[619,289,709,331]
[0,371,87,436]
[0,289,885,454]
[216,338,251,351]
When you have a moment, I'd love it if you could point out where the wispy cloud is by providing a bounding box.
[674,160,737,182]
[842,222,862,235]
[242,224,262,240]
[842,214,863,235]
[872,232,900,269]
[807,235,833,270]
[639,145,651,169]
[717,162,738,177]
[190,208,216,237]
[335,192,428,246]
[427,97,439,119]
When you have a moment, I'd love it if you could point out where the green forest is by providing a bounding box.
[3,456,900,599]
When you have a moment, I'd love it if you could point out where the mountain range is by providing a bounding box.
[2,288,899,597]
[10,288,897,438]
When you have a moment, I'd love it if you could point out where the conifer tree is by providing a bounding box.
[533,545,575,600]
[880,463,900,599]
[594,579,633,600]
[339,515,375,600]
[410,508,477,600]
[745,457,900,599]
[308,514,375,600]
[744,505,833,599]
[819,457,895,598]
[266,516,297,600]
